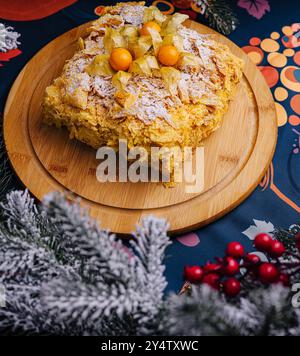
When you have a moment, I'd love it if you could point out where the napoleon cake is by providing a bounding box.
[43,2,244,180]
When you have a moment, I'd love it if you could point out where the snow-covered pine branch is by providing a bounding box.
[0,190,170,335]
[0,23,20,52]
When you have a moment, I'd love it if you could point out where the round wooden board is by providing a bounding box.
[4,20,278,236]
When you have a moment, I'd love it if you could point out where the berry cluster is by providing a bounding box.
[184,233,300,298]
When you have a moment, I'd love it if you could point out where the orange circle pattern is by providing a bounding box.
[243,23,300,128]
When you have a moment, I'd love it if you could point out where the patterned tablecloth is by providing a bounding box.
[0,0,299,294]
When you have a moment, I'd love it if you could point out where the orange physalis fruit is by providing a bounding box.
[157,45,180,66]
[140,21,161,36]
[109,48,133,72]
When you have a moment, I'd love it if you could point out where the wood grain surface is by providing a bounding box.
[3,20,278,235]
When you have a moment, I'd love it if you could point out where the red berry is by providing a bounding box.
[203,262,222,274]
[222,257,240,276]
[258,263,279,284]
[254,233,273,252]
[202,273,220,290]
[184,266,204,284]
[244,253,261,265]
[296,233,300,251]
[244,254,261,276]
[226,242,245,259]
[223,278,241,297]
[269,241,286,258]
[277,273,290,287]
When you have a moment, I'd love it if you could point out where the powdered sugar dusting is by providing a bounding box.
[80,73,91,91]
[93,76,115,98]
[120,5,146,27]
[178,26,213,65]
[84,36,105,54]
[114,94,173,125]
[64,57,90,78]
[66,72,91,95]
[108,76,176,125]
[179,72,211,104]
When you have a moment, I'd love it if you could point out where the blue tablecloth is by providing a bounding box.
[0,0,299,294]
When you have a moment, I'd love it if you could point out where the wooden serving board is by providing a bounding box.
[3,20,277,235]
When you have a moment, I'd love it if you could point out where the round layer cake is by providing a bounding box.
[43,1,244,152]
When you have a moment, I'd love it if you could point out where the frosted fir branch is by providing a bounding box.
[0,190,40,242]
[42,192,137,284]
[2,189,298,336]
[162,284,299,336]
[130,217,171,332]
[239,285,296,336]
[0,23,20,52]
[0,287,45,335]
[0,223,81,334]
[274,224,300,255]
[0,230,77,286]
[196,0,239,35]
[0,284,66,336]
[289,310,300,336]
[40,277,139,333]
[40,196,171,334]
[273,225,300,282]
[162,285,246,336]
[0,190,171,335]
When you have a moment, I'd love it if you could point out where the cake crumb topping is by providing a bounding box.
[119,5,146,26]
